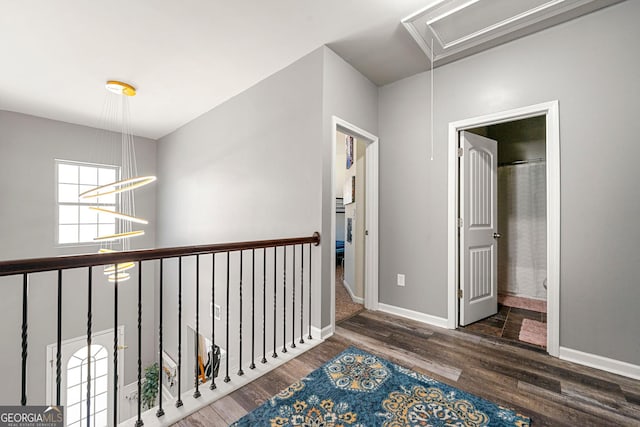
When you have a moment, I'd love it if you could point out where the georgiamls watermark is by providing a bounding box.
[0,406,63,427]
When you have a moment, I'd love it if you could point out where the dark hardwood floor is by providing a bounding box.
[175,310,640,426]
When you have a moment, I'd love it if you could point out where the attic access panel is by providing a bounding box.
[402,0,623,65]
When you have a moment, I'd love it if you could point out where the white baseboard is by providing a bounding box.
[559,346,640,380]
[377,303,449,329]
[341,279,364,304]
[312,324,334,340]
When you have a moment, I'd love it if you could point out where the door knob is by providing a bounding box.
[493,232,502,239]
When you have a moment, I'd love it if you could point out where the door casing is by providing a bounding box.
[447,101,560,357]
[330,116,379,334]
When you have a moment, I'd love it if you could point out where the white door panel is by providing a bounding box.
[460,131,498,326]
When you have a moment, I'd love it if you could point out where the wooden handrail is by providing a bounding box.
[0,232,320,277]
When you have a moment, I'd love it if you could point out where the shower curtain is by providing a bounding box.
[497,162,547,299]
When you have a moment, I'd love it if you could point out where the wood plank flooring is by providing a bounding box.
[175,310,640,426]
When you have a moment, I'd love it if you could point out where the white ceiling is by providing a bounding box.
[0,1,621,140]
[0,0,433,139]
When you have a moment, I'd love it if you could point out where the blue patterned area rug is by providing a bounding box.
[232,347,530,426]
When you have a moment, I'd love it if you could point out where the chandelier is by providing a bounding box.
[79,80,156,282]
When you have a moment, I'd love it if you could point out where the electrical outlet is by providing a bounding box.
[397,274,405,287]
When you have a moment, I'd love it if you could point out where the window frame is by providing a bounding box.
[65,345,109,427]
[55,159,121,247]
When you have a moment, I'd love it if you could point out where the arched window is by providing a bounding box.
[66,345,108,427]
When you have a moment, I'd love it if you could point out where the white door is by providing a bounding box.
[46,328,124,427]
[460,131,498,326]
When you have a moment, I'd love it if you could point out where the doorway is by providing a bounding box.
[447,101,560,356]
[46,327,124,426]
[335,130,365,322]
[460,117,548,349]
[330,117,379,332]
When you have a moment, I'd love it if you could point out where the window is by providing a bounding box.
[57,160,119,245]
[66,345,109,427]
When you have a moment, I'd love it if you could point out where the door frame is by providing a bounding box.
[447,101,560,356]
[46,326,125,424]
[330,116,379,333]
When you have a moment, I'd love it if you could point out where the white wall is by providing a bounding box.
[0,111,157,405]
[378,1,640,365]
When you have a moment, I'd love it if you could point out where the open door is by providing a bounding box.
[460,131,498,326]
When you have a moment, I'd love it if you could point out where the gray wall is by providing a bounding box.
[0,111,157,404]
[156,48,325,392]
[378,0,640,364]
[154,47,378,381]
[321,47,378,326]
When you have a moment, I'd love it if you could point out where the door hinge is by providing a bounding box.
[458,289,463,299]
[457,218,463,228]
[457,147,463,157]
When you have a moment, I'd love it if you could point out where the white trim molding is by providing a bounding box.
[341,279,365,305]
[312,325,335,340]
[559,347,640,381]
[447,101,561,357]
[378,303,449,329]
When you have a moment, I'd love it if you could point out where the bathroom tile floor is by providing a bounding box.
[461,300,547,350]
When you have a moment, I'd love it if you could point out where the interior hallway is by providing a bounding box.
[335,263,363,322]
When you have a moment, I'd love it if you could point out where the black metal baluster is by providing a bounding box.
[238,251,244,376]
[250,249,256,370]
[272,247,277,359]
[282,246,287,354]
[291,246,296,349]
[20,273,29,406]
[157,260,165,417]
[113,273,118,426]
[308,243,312,340]
[21,273,27,406]
[136,262,144,427]
[194,255,201,399]
[56,270,62,406]
[210,253,217,390]
[224,252,230,383]
[86,267,92,427]
[176,257,183,408]
[261,249,267,364]
[300,245,304,345]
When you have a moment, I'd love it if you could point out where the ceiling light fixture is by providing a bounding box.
[105,80,137,97]
[108,272,131,283]
[89,207,149,225]
[93,230,145,242]
[80,80,156,282]
[79,176,157,199]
